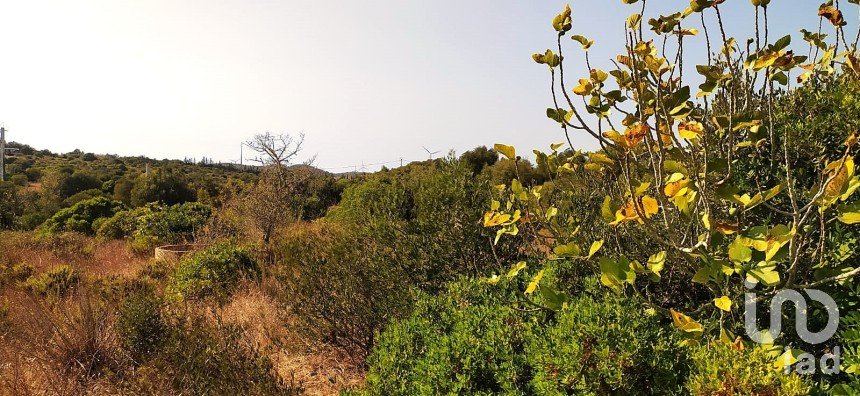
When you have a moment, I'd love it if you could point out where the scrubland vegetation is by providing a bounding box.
[2,0,860,394]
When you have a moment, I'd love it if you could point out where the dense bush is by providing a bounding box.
[134,202,211,248]
[116,284,166,361]
[686,343,811,395]
[40,196,125,235]
[274,222,409,355]
[156,314,289,395]
[166,242,259,301]
[130,169,196,207]
[329,158,519,291]
[54,171,102,200]
[0,182,23,229]
[362,275,689,395]
[24,265,80,297]
[276,159,521,356]
[96,202,211,252]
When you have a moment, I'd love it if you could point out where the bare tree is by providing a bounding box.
[243,132,316,250]
[245,132,307,167]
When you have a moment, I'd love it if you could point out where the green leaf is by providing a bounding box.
[747,264,780,286]
[571,35,594,49]
[714,296,732,312]
[599,256,635,292]
[540,285,568,311]
[553,242,581,257]
[647,251,666,280]
[601,196,617,223]
[494,144,516,160]
[773,34,791,51]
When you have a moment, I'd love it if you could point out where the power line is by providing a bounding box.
[317,157,418,172]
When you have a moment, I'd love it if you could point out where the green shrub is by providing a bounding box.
[274,221,412,355]
[96,202,211,253]
[157,315,290,395]
[166,243,258,301]
[24,265,80,297]
[0,262,34,286]
[95,206,148,239]
[139,258,172,280]
[134,202,210,246]
[130,169,196,207]
[0,299,8,334]
[41,196,125,235]
[117,285,166,361]
[686,343,812,395]
[362,275,688,395]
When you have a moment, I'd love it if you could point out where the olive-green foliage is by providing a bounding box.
[275,222,409,355]
[116,284,166,361]
[829,312,860,394]
[362,275,688,395]
[62,188,105,207]
[55,171,102,200]
[686,343,811,395]
[133,202,211,249]
[24,264,80,297]
[41,196,125,235]
[157,315,289,395]
[277,159,521,356]
[96,206,149,239]
[166,243,258,301]
[130,169,197,207]
[330,158,519,292]
[97,202,211,253]
[0,181,24,229]
[0,262,34,286]
[459,145,498,175]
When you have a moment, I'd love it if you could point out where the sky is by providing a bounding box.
[0,1,856,171]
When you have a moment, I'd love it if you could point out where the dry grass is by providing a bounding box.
[219,280,365,395]
[1,231,367,395]
[0,232,147,281]
[0,290,128,395]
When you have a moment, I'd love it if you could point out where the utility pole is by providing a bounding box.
[0,127,6,182]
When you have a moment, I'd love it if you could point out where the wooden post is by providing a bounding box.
[0,127,6,182]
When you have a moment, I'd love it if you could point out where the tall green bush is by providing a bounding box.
[41,196,125,235]
[166,242,258,301]
[362,275,689,395]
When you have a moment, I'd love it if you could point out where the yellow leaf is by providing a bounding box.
[825,158,855,200]
[506,261,527,279]
[714,296,732,312]
[525,270,544,295]
[587,240,604,259]
[494,144,516,160]
[670,309,704,337]
[641,195,659,218]
[678,121,704,140]
[483,211,511,227]
[624,123,649,148]
[573,78,594,96]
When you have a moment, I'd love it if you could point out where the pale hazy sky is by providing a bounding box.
[0,1,856,170]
